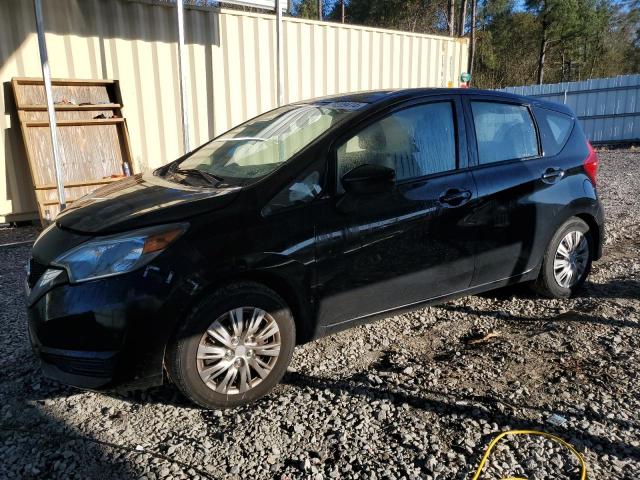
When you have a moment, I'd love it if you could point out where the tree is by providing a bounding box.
[467,0,477,79]
[337,0,449,34]
[526,0,586,84]
[458,0,468,35]
[475,7,541,87]
[295,0,317,19]
[471,0,637,88]
[449,0,456,35]
[292,0,640,88]
[293,0,325,19]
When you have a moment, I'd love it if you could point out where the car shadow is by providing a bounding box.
[281,370,640,465]
[0,363,219,478]
[579,278,640,300]
[474,278,640,302]
[437,302,640,330]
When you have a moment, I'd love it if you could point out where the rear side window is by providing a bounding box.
[337,101,456,187]
[471,101,539,164]
[533,107,574,157]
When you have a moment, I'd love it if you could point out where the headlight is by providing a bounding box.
[52,224,187,283]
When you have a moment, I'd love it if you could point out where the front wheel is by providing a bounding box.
[166,282,295,409]
[535,217,593,298]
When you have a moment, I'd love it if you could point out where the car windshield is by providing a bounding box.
[174,102,367,185]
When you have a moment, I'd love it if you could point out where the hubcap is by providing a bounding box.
[553,230,589,288]
[196,307,281,395]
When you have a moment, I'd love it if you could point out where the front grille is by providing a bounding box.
[40,351,117,378]
[28,258,48,288]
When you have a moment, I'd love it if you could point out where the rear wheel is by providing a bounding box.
[535,217,592,298]
[166,282,295,409]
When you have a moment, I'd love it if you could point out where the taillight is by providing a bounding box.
[584,141,599,186]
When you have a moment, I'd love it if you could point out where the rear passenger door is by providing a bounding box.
[463,96,574,285]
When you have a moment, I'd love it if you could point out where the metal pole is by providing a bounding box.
[34,0,66,211]
[176,0,190,153]
[276,0,284,106]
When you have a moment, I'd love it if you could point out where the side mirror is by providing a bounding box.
[341,164,395,195]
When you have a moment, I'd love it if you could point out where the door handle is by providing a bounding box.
[541,167,565,183]
[439,189,472,207]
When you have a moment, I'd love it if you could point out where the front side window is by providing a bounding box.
[337,102,457,190]
[471,101,538,164]
[176,102,366,185]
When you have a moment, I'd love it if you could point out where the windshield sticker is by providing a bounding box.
[320,101,368,111]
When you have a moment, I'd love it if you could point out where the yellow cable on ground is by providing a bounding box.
[471,429,587,480]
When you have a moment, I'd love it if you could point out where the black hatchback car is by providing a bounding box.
[26,89,603,408]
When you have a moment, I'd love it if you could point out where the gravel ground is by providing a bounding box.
[1,149,638,480]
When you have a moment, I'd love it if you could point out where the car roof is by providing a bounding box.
[301,88,574,116]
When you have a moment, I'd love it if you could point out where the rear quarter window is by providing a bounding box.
[533,107,574,157]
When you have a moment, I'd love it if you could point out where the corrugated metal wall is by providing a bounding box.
[502,74,640,145]
[0,0,468,221]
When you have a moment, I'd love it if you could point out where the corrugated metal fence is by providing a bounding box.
[0,0,468,221]
[502,74,640,145]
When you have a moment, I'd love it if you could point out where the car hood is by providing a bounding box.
[55,173,241,234]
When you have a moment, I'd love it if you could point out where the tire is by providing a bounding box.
[534,217,592,298]
[166,282,295,409]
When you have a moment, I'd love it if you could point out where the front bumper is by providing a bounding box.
[26,267,179,391]
[36,347,119,390]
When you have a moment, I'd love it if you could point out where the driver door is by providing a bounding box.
[313,97,477,329]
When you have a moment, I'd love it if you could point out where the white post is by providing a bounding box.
[34,0,66,211]
[276,0,284,106]
[176,0,190,152]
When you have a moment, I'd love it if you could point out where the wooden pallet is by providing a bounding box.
[11,77,135,225]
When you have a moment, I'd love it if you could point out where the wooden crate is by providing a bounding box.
[11,77,135,224]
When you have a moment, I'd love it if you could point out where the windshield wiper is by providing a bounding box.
[174,168,224,185]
